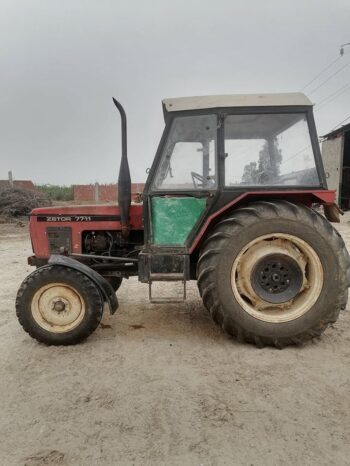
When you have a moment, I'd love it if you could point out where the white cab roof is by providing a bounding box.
[162,93,312,113]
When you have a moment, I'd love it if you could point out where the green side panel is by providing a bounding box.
[151,197,206,245]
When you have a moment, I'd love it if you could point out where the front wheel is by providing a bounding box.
[104,276,123,292]
[16,266,104,345]
[197,201,350,348]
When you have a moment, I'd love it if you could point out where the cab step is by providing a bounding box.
[148,255,187,303]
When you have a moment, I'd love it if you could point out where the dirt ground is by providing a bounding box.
[1,216,350,466]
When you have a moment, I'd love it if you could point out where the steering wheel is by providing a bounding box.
[191,171,214,189]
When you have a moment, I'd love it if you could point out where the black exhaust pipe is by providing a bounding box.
[112,98,131,237]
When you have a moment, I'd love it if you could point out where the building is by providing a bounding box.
[321,123,350,210]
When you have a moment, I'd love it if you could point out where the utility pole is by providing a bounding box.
[8,170,14,187]
[340,43,350,56]
[94,182,99,202]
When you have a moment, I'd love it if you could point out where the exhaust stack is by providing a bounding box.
[112,98,131,237]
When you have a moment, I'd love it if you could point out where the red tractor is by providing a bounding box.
[16,93,350,347]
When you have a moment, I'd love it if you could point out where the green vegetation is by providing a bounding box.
[36,184,74,201]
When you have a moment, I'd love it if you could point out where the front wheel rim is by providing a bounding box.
[31,283,86,333]
[231,233,323,323]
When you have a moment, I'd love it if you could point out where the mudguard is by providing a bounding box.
[48,255,118,314]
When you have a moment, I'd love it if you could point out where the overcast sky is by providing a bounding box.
[1,0,349,185]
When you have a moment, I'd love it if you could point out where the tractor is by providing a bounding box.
[16,93,350,348]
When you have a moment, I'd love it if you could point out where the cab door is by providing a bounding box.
[147,114,218,248]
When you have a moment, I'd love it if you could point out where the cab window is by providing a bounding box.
[224,113,320,186]
[153,115,217,190]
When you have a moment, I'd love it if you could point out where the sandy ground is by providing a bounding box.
[1,215,350,466]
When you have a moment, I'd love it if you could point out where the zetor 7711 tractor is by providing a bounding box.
[16,93,350,348]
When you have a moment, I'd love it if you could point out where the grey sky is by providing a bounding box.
[1,0,349,185]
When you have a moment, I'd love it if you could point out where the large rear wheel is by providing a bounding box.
[197,201,350,348]
[16,266,104,345]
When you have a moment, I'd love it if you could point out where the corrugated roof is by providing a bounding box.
[162,92,312,113]
[321,122,350,140]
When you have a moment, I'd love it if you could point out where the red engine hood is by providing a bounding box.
[29,203,144,259]
[31,203,142,217]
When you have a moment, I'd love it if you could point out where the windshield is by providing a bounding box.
[153,114,217,190]
[224,113,320,186]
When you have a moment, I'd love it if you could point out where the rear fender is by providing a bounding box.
[189,189,337,253]
[48,255,118,314]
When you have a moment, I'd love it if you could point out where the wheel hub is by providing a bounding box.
[231,233,323,323]
[52,298,68,313]
[251,253,303,304]
[31,283,85,333]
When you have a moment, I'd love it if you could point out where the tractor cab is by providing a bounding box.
[140,93,327,300]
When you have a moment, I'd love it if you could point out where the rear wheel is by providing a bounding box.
[16,266,104,345]
[197,201,350,348]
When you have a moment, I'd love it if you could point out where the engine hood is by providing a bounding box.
[31,203,142,216]
[30,204,143,229]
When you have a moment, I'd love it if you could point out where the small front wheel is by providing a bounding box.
[16,266,104,345]
[104,276,123,292]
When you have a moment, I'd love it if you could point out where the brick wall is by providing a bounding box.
[0,180,39,192]
[73,183,145,203]
[98,184,117,202]
[73,185,96,202]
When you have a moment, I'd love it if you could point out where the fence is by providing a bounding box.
[73,183,145,203]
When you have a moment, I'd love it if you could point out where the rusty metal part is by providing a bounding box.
[121,223,131,238]
[324,203,343,222]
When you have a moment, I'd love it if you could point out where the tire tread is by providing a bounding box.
[197,201,350,348]
[16,266,104,345]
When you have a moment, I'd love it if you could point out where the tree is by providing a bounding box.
[242,161,258,184]
[241,138,282,184]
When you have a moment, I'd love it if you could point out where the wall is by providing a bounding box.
[73,183,145,203]
[321,135,344,203]
[0,179,40,193]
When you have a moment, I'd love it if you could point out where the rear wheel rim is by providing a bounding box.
[231,233,323,323]
[31,283,86,333]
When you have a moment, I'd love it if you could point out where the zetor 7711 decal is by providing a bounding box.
[35,215,122,222]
